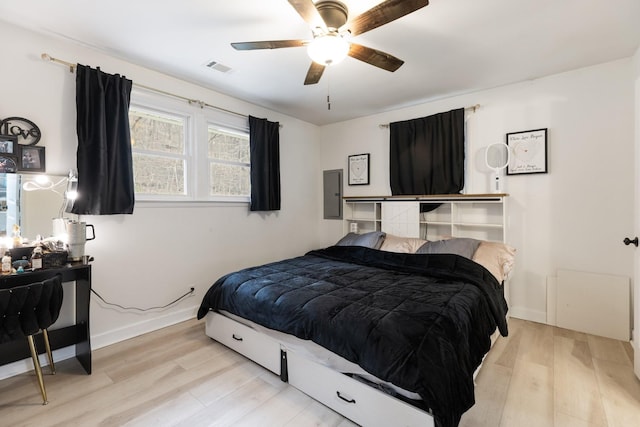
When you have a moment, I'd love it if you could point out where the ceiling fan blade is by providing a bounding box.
[348,43,404,72]
[231,40,307,50]
[346,0,429,37]
[288,0,327,30]
[304,62,326,85]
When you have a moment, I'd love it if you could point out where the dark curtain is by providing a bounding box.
[389,108,465,197]
[72,64,134,215]
[249,116,281,211]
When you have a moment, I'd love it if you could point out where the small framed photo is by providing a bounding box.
[0,155,18,173]
[506,128,548,175]
[17,145,46,172]
[0,134,17,155]
[348,153,370,185]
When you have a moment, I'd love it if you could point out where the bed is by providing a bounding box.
[197,235,513,427]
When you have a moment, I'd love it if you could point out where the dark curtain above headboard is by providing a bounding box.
[249,115,281,211]
[389,108,465,197]
[72,64,135,215]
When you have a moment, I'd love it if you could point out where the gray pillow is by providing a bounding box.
[336,231,386,250]
[415,238,481,259]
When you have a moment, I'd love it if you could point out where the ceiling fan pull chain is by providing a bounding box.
[327,68,331,110]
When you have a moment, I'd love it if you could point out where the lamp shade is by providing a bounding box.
[307,35,349,66]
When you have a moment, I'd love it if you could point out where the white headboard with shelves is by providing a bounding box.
[344,194,508,243]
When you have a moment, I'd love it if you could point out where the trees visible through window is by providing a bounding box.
[129,108,186,196]
[208,126,250,197]
[128,91,251,202]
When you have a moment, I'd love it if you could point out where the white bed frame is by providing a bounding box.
[205,310,503,426]
[208,309,498,427]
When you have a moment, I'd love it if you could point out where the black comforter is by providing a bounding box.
[197,246,508,427]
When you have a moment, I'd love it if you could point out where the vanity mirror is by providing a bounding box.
[0,173,69,241]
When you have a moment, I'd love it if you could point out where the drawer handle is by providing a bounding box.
[232,334,243,341]
[336,391,356,404]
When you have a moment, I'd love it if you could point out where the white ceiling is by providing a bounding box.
[2,0,639,125]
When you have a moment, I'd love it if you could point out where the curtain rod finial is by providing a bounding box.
[41,53,52,61]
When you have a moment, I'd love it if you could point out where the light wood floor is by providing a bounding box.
[0,317,638,427]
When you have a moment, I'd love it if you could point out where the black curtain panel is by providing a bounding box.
[72,64,135,215]
[389,108,465,197]
[249,115,281,211]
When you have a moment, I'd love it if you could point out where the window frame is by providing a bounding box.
[206,122,251,202]
[130,88,251,204]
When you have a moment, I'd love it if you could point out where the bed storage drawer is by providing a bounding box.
[287,350,434,427]
[205,312,281,375]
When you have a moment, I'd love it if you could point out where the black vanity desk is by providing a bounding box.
[0,263,92,374]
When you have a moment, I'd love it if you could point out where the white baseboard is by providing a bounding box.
[0,305,200,381]
[509,306,547,324]
[0,347,76,381]
[91,305,199,350]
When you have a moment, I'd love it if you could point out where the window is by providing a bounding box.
[130,108,188,197]
[208,125,250,198]
[129,89,250,202]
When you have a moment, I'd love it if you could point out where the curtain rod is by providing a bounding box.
[377,104,480,129]
[41,53,249,120]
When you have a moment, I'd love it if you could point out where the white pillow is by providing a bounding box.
[380,234,428,253]
[472,241,516,282]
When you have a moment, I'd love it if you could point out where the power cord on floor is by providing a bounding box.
[90,287,195,312]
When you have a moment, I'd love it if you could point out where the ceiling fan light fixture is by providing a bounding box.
[307,34,349,66]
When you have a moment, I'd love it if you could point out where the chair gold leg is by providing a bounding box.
[42,329,55,375]
[27,335,48,405]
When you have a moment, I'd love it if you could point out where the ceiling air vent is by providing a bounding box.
[205,60,232,73]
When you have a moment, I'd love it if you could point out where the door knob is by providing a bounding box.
[623,237,638,247]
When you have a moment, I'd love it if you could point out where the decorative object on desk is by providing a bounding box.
[0,134,17,154]
[0,155,17,173]
[17,145,45,172]
[65,220,95,261]
[0,116,41,146]
[12,223,22,248]
[485,142,510,193]
[348,153,370,185]
[42,251,68,269]
[31,245,43,270]
[2,251,11,274]
[12,259,30,270]
[9,245,34,263]
[506,128,548,175]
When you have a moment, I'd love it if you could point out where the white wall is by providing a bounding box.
[320,59,635,323]
[0,22,322,355]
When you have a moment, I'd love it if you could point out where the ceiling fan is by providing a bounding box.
[231,0,429,85]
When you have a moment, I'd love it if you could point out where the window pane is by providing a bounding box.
[133,153,185,195]
[208,127,249,163]
[130,110,184,154]
[210,163,250,196]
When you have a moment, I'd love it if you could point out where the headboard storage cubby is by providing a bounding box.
[344,194,508,243]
